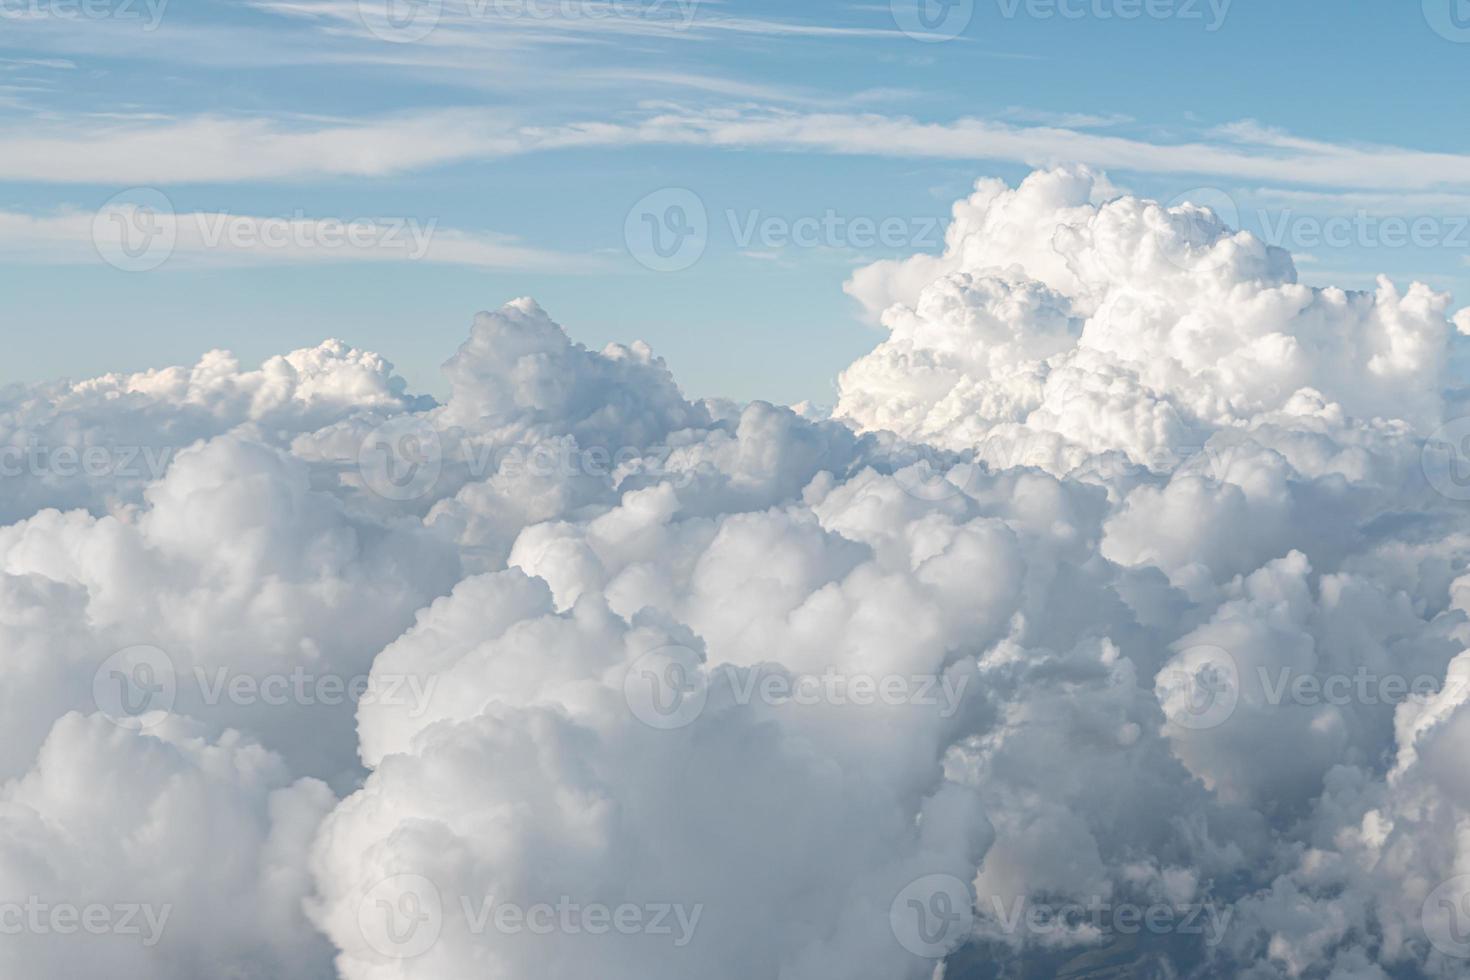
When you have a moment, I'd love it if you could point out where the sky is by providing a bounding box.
[14,7,1470,979]
[3,0,1470,405]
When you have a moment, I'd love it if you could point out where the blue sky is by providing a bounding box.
[4,0,1470,405]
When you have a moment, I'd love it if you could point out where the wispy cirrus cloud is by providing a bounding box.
[0,111,521,182]
[250,0,910,41]
[0,205,589,271]
[601,108,1470,192]
[7,105,1470,194]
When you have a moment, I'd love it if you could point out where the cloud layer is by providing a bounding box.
[5,167,1470,979]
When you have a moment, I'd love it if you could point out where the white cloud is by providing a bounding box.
[6,168,1470,979]
[9,106,1470,193]
[0,110,521,183]
[0,206,586,271]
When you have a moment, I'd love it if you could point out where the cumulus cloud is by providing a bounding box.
[837,166,1449,473]
[0,713,337,979]
[6,167,1470,979]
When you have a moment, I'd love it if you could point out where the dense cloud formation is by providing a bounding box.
[5,167,1470,978]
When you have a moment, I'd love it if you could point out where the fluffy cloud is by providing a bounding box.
[0,713,336,979]
[6,168,1470,979]
[837,167,1450,474]
[0,339,423,524]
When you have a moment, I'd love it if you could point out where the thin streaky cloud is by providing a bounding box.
[1001,107,1134,129]
[0,111,521,182]
[250,0,907,41]
[1243,187,1470,212]
[9,106,1470,194]
[0,207,592,271]
[595,108,1470,192]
